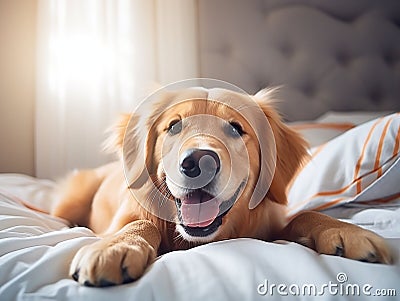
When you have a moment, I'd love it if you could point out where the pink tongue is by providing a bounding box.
[181,192,219,227]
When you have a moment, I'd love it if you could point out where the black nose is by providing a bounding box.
[180,149,220,178]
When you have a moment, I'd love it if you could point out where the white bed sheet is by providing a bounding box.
[0,175,400,301]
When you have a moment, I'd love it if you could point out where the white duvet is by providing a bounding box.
[0,178,399,301]
[1,112,400,301]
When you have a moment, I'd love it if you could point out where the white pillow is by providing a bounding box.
[287,113,400,216]
[290,122,354,147]
[316,111,394,125]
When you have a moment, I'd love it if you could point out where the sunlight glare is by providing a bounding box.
[48,35,113,92]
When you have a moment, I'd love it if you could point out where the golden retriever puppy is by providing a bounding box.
[51,87,392,287]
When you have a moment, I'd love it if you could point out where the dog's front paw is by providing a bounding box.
[70,236,157,287]
[312,224,393,264]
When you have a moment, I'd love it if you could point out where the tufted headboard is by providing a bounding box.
[197,0,400,121]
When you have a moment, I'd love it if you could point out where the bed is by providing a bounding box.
[1,112,400,300]
[2,0,400,300]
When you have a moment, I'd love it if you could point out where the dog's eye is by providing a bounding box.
[226,121,244,137]
[167,120,182,135]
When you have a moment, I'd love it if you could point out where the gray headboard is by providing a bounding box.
[198,0,400,121]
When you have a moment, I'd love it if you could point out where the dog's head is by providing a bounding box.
[108,87,308,243]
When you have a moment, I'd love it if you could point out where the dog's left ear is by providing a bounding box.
[253,89,309,206]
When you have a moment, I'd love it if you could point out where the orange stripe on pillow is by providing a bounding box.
[312,197,347,212]
[358,192,400,205]
[374,117,394,179]
[291,122,355,131]
[393,124,400,157]
[288,180,356,213]
[313,184,352,197]
[355,117,385,193]
[313,192,400,212]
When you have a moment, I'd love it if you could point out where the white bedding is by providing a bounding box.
[1,112,400,301]
[0,189,399,301]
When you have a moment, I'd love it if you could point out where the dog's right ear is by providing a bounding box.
[104,113,152,189]
[103,113,134,156]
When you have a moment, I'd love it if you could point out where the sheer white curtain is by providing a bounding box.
[36,0,199,179]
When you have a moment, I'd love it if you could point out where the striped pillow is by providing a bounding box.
[287,113,400,216]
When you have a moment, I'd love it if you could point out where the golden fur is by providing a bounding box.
[51,88,392,287]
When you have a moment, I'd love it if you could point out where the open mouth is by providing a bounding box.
[174,183,244,237]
